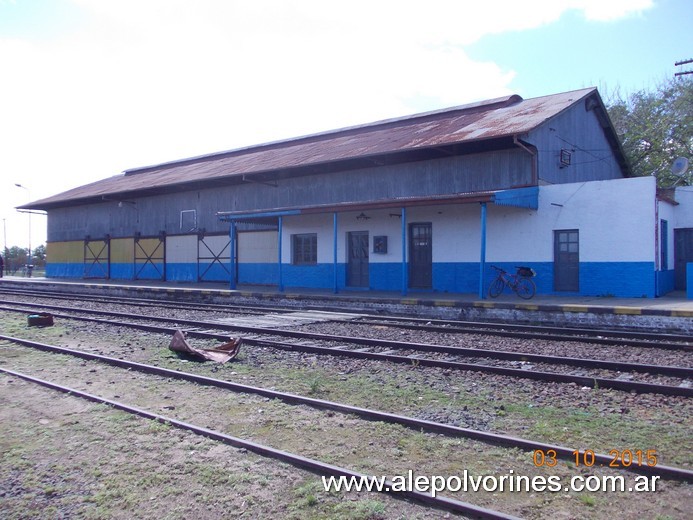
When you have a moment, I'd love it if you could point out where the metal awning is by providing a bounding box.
[218,186,538,296]
[493,186,539,210]
[217,187,537,223]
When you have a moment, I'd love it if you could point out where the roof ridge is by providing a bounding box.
[124,90,598,177]
[22,87,620,211]
[123,93,527,176]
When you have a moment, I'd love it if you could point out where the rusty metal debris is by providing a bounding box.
[169,329,242,363]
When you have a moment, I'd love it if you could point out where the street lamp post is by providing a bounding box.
[14,183,31,269]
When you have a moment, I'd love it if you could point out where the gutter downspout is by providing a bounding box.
[401,207,407,296]
[479,202,487,299]
[229,221,237,290]
[654,196,659,297]
[513,136,538,185]
[278,215,284,292]
[333,212,338,294]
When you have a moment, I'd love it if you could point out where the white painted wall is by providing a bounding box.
[674,186,693,228]
[166,234,197,263]
[658,199,676,271]
[281,214,337,263]
[278,176,658,265]
[419,177,657,264]
[487,176,656,262]
[200,235,230,257]
[282,211,407,264]
[238,231,277,263]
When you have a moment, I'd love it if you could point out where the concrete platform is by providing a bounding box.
[1,275,691,315]
[1,276,692,332]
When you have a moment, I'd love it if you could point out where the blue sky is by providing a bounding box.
[0,0,691,249]
[0,0,83,38]
[466,0,692,99]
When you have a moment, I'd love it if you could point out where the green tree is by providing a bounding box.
[2,244,46,272]
[606,77,692,186]
[32,244,47,267]
[4,245,28,274]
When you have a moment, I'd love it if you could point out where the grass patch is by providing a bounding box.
[288,479,389,519]
[580,494,596,507]
[335,499,387,519]
[502,401,691,464]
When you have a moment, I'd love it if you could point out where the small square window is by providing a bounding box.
[373,236,388,254]
[292,234,317,265]
[180,210,197,231]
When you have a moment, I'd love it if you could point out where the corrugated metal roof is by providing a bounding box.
[24,88,600,210]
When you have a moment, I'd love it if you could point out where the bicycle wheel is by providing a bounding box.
[515,277,536,299]
[488,277,505,298]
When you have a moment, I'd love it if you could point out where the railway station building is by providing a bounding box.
[20,87,693,298]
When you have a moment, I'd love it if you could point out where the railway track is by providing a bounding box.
[0,287,281,316]
[0,366,518,519]
[2,286,691,347]
[2,291,691,518]
[1,302,691,396]
[1,333,690,483]
[1,294,691,353]
[351,315,693,350]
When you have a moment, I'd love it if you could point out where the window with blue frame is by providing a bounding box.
[292,233,317,265]
[660,220,668,270]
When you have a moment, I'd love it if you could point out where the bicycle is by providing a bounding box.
[488,265,536,299]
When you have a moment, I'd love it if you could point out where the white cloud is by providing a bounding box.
[570,0,653,21]
[0,0,654,249]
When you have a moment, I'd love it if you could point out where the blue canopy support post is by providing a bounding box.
[278,215,284,292]
[229,220,237,290]
[479,202,487,299]
[401,206,407,296]
[333,212,338,294]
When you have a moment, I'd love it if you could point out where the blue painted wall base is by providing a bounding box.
[268,260,657,297]
[44,259,659,298]
[656,270,675,297]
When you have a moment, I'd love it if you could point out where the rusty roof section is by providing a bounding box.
[24,87,604,210]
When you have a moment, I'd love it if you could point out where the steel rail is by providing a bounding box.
[0,288,278,316]
[2,285,692,345]
[1,301,691,380]
[1,295,690,352]
[352,317,693,347]
[1,304,692,396]
[0,286,307,316]
[2,334,690,482]
[243,337,693,397]
[0,366,520,520]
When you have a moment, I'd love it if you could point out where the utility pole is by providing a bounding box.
[14,184,31,266]
[675,58,693,77]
